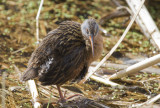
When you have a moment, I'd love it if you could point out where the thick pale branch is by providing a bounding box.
[109,54,160,80]
[28,80,41,108]
[91,62,160,74]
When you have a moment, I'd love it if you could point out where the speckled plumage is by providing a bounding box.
[21,20,103,86]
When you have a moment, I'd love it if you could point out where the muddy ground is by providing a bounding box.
[0,0,160,108]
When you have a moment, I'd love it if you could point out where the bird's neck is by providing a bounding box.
[84,34,103,64]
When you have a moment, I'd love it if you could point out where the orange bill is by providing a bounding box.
[89,35,94,56]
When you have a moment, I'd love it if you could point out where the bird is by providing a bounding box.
[21,18,103,102]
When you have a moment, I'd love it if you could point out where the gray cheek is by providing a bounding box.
[81,29,88,38]
[81,27,85,35]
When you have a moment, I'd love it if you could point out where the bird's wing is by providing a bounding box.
[28,21,81,69]
[38,42,88,85]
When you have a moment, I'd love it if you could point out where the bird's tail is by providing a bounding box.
[20,68,38,81]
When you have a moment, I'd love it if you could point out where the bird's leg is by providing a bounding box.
[57,85,66,102]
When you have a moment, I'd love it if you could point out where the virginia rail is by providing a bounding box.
[21,18,103,102]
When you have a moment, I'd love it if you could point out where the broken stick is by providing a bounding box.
[109,54,160,80]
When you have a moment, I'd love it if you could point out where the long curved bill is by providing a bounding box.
[89,35,94,56]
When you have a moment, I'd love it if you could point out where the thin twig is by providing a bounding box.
[146,94,160,105]
[90,75,126,89]
[13,64,22,78]
[111,0,122,7]
[36,0,44,43]
[132,94,160,107]
[11,46,28,54]
[80,0,146,83]
[116,6,132,15]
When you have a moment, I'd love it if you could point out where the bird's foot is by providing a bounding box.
[58,90,82,103]
[58,98,66,103]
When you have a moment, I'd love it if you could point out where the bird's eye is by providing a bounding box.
[86,29,89,34]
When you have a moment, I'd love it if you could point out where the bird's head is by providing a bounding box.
[81,18,99,56]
